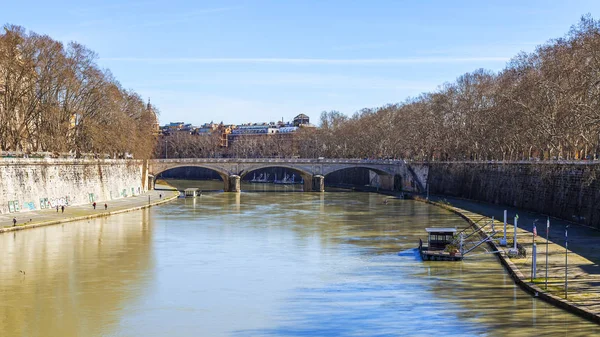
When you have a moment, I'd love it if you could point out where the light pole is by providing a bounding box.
[565,225,569,299]
[165,137,168,159]
[545,217,549,290]
[531,219,538,282]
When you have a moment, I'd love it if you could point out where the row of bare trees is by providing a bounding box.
[155,132,297,159]
[0,25,158,158]
[310,15,600,161]
[159,15,600,161]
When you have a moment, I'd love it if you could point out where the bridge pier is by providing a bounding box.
[312,175,325,192]
[147,175,155,190]
[379,174,395,191]
[228,175,241,192]
[303,175,313,192]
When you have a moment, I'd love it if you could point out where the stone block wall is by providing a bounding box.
[427,162,600,228]
[0,159,145,214]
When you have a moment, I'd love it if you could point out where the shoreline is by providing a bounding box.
[0,187,179,234]
[418,196,600,324]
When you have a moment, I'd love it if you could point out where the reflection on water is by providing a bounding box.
[0,190,598,336]
[0,210,154,336]
[162,179,304,192]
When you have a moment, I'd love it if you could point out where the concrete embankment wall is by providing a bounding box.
[0,159,145,214]
[427,162,600,228]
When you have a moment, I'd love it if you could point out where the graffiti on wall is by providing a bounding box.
[8,200,21,213]
[48,196,70,208]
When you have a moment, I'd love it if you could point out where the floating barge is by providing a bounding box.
[419,227,463,261]
[183,188,200,197]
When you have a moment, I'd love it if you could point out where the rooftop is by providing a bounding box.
[425,228,457,233]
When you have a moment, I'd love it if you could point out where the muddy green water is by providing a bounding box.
[0,181,599,336]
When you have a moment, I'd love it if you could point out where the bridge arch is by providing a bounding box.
[150,164,231,191]
[239,164,314,192]
[324,166,399,191]
[239,164,312,180]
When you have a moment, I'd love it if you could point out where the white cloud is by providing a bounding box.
[127,72,437,92]
[100,56,510,65]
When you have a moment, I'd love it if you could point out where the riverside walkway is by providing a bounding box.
[0,186,179,233]
[427,194,600,322]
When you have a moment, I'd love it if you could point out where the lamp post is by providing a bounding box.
[531,219,538,282]
[545,217,549,290]
[565,225,569,299]
[165,137,168,159]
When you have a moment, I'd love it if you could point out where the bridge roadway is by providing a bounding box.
[147,158,425,192]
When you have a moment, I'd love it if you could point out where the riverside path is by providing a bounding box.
[0,186,179,233]
[427,194,600,321]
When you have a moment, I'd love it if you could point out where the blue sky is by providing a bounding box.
[3,1,600,125]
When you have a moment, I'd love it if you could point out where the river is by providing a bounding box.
[0,180,598,336]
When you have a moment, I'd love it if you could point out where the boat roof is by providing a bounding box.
[184,188,200,191]
[425,228,457,233]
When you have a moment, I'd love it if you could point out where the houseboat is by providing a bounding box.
[183,188,200,197]
[419,227,463,261]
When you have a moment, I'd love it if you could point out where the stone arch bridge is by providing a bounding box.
[147,158,426,192]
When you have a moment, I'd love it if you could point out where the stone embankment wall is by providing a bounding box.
[427,162,600,228]
[0,159,145,214]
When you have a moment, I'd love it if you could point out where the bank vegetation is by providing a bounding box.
[0,24,158,158]
[312,15,600,161]
[159,15,600,161]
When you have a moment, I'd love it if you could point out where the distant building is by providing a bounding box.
[161,122,194,135]
[293,114,310,127]
[161,114,312,150]
[278,126,298,133]
[231,125,278,135]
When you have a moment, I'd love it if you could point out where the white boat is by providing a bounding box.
[274,173,303,185]
[250,172,271,183]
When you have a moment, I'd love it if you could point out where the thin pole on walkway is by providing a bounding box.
[565,225,569,299]
[514,215,518,251]
[503,210,507,245]
[545,217,549,290]
[531,221,536,282]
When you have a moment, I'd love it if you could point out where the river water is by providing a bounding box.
[0,181,599,336]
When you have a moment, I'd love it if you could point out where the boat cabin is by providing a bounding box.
[425,228,456,251]
[184,188,200,197]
